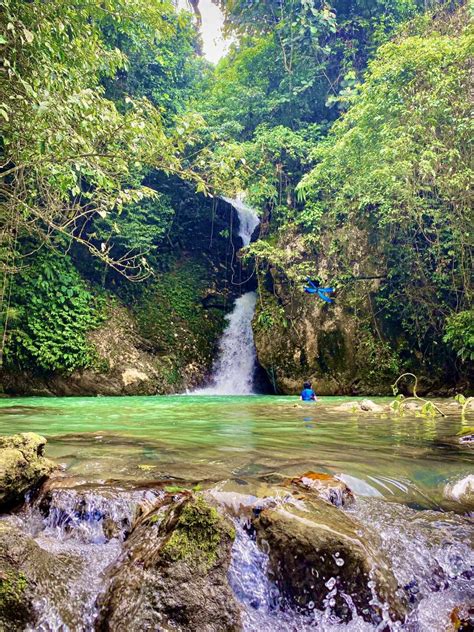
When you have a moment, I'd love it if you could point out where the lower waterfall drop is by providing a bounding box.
[198,291,258,395]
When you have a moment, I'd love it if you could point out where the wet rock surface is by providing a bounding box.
[0,521,83,630]
[444,475,474,512]
[35,476,164,543]
[289,471,355,508]
[0,433,56,510]
[253,496,406,625]
[0,473,470,631]
[96,493,242,631]
[334,399,388,413]
[0,527,31,632]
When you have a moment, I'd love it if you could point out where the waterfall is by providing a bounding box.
[198,291,258,395]
[196,198,259,395]
[222,196,260,247]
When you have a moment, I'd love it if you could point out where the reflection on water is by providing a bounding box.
[0,395,472,509]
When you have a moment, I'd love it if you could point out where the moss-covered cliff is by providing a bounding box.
[252,222,472,396]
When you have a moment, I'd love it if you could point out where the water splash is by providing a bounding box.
[229,521,393,632]
[35,485,162,543]
[444,474,474,506]
[2,485,163,631]
[1,482,472,631]
[229,502,473,631]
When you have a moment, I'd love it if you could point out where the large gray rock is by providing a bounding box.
[0,433,56,509]
[254,498,405,625]
[96,493,242,631]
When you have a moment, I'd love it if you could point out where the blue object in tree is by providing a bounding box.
[304,277,335,303]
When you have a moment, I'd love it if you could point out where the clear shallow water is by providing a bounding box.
[0,395,472,509]
[0,395,472,631]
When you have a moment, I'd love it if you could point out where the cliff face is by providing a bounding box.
[1,299,210,396]
[252,228,470,396]
[253,279,394,396]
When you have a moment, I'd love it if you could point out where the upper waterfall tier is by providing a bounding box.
[222,196,260,246]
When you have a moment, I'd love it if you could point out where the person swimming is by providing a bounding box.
[300,381,317,401]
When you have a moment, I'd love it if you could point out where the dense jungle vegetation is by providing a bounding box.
[0,0,472,393]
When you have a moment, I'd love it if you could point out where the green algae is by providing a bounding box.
[0,571,27,608]
[0,433,56,509]
[161,496,235,569]
[0,569,29,629]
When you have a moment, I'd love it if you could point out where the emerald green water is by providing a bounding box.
[0,395,472,509]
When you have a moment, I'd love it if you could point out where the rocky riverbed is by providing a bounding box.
[0,432,473,631]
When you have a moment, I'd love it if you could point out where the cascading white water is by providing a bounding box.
[223,196,260,247]
[198,291,258,395]
[196,197,259,395]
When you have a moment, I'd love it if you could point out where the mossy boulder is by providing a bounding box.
[0,433,56,509]
[0,564,30,631]
[96,493,242,631]
[253,498,405,625]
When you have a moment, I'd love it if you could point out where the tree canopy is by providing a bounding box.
[0,0,472,379]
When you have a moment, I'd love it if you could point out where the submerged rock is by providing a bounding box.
[360,399,386,413]
[253,498,405,625]
[444,475,474,511]
[289,471,355,508]
[0,433,56,509]
[96,493,242,631]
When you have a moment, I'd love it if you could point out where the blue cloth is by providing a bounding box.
[318,290,334,303]
[303,278,335,303]
[301,388,316,401]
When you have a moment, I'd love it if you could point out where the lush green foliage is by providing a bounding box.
[101,5,202,120]
[201,0,471,384]
[93,194,175,270]
[0,0,206,280]
[1,0,471,390]
[200,0,422,139]
[192,0,429,216]
[4,253,104,372]
[444,311,474,363]
[133,260,226,386]
[296,8,472,362]
[0,0,213,371]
